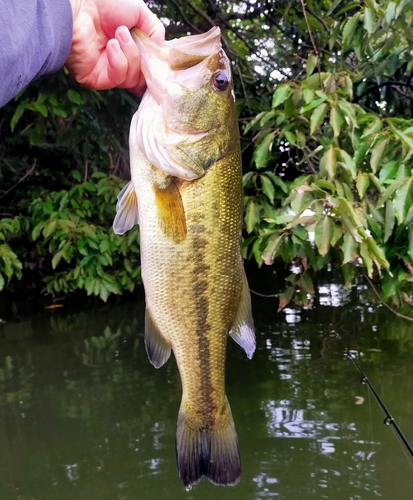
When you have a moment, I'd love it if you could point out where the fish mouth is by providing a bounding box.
[131,27,222,71]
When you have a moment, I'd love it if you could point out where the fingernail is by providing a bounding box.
[119,26,130,44]
[112,40,121,53]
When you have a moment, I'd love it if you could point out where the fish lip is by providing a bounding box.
[130,27,222,71]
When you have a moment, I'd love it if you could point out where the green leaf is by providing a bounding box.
[300,96,327,114]
[272,84,293,108]
[52,106,68,118]
[314,179,336,192]
[330,105,344,137]
[260,110,276,126]
[99,238,111,253]
[356,172,370,198]
[384,1,396,26]
[284,131,296,145]
[67,89,81,105]
[244,199,260,234]
[262,171,288,193]
[338,149,356,179]
[10,101,27,132]
[393,177,413,224]
[0,273,4,291]
[323,145,337,178]
[290,191,313,216]
[343,13,361,49]
[342,231,358,264]
[278,286,295,312]
[297,273,314,295]
[336,198,363,242]
[306,54,318,76]
[365,236,390,272]
[367,173,382,193]
[376,177,405,208]
[391,126,413,152]
[72,170,82,182]
[331,222,342,247]
[99,283,109,302]
[408,225,413,261]
[342,263,357,288]
[303,89,314,104]
[262,233,283,265]
[27,101,48,117]
[364,7,376,34]
[343,76,353,100]
[310,103,328,135]
[359,242,373,277]
[337,101,358,128]
[379,161,398,182]
[384,200,395,243]
[43,220,57,238]
[244,111,266,134]
[260,174,275,204]
[314,216,334,256]
[52,251,63,269]
[254,132,275,169]
[361,117,382,138]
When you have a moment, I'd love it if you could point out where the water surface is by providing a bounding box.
[1,269,413,499]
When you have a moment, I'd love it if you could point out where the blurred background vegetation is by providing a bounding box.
[1,0,413,312]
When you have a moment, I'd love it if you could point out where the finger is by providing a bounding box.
[105,38,128,87]
[136,8,165,45]
[115,26,142,89]
[125,77,147,97]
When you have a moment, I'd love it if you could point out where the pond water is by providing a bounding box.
[1,268,413,500]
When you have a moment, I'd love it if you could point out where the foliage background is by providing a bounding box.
[1,0,413,311]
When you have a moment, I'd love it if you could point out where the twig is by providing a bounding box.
[250,288,278,298]
[306,8,329,32]
[236,60,251,114]
[299,0,322,83]
[0,161,36,201]
[169,0,203,34]
[364,272,413,322]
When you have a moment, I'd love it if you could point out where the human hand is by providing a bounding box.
[66,0,164,96]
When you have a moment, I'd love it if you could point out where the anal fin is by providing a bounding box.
[153,177,187,243]
[229,271,255,359]
[145,307,171,368]
[113,181,139,235]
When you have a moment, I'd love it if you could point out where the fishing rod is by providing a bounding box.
[347,352,413,458]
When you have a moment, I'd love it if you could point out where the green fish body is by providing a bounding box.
[113,27,255,488]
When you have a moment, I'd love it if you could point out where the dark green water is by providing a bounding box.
[1,270,413,500]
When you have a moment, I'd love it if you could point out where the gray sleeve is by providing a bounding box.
[0,0,73,107]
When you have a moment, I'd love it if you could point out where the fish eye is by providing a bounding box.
[211,70,229,92]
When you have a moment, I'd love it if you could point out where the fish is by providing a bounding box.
[113,26,255,488]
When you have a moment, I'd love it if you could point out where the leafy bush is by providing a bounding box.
[243,0,413,309]
[1,173,141,301]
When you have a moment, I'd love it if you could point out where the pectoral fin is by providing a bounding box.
[113,181,139,235]
[154,177,187,243]
[229,272,255,359]
[145,307,171,368]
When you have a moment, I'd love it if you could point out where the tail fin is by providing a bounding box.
[175,401,241,488]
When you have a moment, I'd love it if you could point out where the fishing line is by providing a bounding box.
[347,352,413,461]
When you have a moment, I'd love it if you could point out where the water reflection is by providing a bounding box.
[1,273,413,499]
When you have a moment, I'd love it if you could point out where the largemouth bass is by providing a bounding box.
[113,27,255,488]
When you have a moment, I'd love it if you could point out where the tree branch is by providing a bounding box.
[0,161,36,201]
